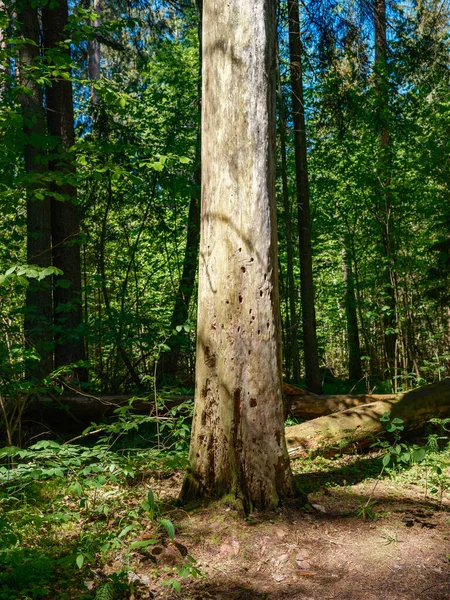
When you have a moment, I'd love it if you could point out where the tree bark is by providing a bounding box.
[285,380,450,458]
[0,1,9,101]
[88,0,101,107]
[180,0,297,513]
[18,1,53,379]
[42,0,87,382]
[342,236,362,380]
[374,0,397,382]
[165,0,202,380]
[287,0,322,393]
[276,53,301,383]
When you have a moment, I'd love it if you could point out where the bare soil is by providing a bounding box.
[124,462,450,600]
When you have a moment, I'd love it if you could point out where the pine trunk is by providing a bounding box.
[342,237,362,380]
[18,2,53,379]
[166,0,202,380]
[277,55,301,383]
[180,0,297,513]
[374,0,397,382]
[42,0,87,382]
[287,0,322,393]
[88,0,101,107]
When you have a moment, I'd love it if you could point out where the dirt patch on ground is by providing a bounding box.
[126,467,450,600]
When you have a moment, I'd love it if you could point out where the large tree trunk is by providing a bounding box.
[180,0,297,513]
[285,380,450,458]
[42,0,87,382]
[18,2,53,379]
[287,0,322,393]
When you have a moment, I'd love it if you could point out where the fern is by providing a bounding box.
[95,581,114,600]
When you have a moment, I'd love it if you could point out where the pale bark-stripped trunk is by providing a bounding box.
[18,2,53,379]
[276,54,301,383]
[287,0,322,393]
[374,0,397,382]
[180,0,297,512]
[42,0,87,382]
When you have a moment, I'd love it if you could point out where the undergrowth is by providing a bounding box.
[1,400,449,599]
[0,400,200,600]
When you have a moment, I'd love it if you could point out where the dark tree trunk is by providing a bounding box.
[342,236,362,380]
[276,54,301,383]
[18,1,53,379]
[42,0,87,382]
[374,0,397,383]
[287,0,322,393]
[0,1,9,100]
[165,0,202,381]
[88,0,101,107]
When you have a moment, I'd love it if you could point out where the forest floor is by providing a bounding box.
[1,439,450,600]
[124,453,450,600]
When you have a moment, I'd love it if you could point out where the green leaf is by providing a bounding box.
[400,452,411,463]
[72,481,83,496]
[130,538,157,549]
[414,448,426,462]
[382,454,391,467]
[76,554,84,569]
[118,524,134,538]
[147,488,155,511]
[160,518,175,540]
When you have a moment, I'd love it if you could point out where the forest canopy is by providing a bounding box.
[0,0,449,401]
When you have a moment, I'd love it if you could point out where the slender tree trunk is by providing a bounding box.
[18,2,53,379]
[276,54,301,383]
[42,0,87,382]
[88,0,100,107]
[287,0,322,393]
[278,256,292,379]
[180,0,298,513]
[341,236,362,380]
[166,0,202,379]
[374,0,397,382]
[0,1,9,101]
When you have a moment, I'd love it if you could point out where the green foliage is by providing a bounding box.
[0,425,197,599]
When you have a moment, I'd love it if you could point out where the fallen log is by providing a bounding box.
[26,383,312,427]
[287,391,397,419]
[25,393,193,428]
[285,380,450,459]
